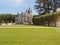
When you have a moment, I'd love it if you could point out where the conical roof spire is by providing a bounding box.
[17,12,19,15]
[28,8,31,13]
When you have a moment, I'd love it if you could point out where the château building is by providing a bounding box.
[15,8,33,24]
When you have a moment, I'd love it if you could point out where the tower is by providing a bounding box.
[27,8,32,24]
[27,8,32,14]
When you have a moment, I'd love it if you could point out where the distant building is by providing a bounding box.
[15,8,33,24]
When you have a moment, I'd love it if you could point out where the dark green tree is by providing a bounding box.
[0,14,16,23]
[35,0,60,15]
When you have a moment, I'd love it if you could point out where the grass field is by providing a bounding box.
[0,27,60,45]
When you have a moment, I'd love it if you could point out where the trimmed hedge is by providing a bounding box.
[32,12,60,26]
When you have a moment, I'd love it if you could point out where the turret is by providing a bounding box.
[27,8,32,14]
[17,12,19,15]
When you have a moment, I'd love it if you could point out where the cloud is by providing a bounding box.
[0,0,22,7]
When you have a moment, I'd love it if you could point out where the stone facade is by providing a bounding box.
[15,8,33,24]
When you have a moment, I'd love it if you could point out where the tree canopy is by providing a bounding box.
[0,14,16,24]
[35,0,60,15]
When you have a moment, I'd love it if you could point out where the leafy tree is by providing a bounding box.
[0,14,16,24]
[32,12,60,27]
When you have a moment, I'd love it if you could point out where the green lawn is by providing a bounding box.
[0,28,60,45]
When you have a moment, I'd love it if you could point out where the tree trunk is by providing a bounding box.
[48,22,50,26]
[54,21,56,27]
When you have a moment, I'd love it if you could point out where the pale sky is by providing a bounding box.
[0,0,37,15]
